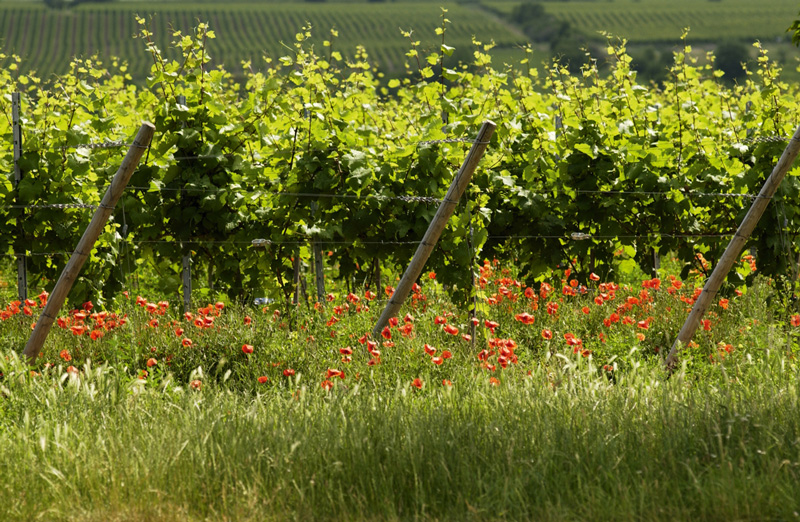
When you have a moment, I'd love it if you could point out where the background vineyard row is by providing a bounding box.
[1,0,798,83]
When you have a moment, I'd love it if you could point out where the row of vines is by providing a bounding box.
[1,19,799,305]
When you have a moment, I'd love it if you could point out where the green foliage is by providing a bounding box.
[2,22,800,304]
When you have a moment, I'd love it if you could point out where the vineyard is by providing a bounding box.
[2,0,799,84]
[0,2,525,80]
[491,0,799,43]
[2,20,800,308]
[3,15,800,521]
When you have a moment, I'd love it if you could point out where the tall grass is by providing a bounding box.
[1,351,799,521]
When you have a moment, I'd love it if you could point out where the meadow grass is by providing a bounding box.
[1,349,799,521]
[1,261,800,520]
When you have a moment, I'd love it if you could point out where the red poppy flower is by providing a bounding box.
[546,302,559,315]
[791,314,800,327]
[326,368,345,379]
[214,301,225,310]
[432,356,444,365]
[190,380,202,390]
[244,316,252,325]
[442,379,452,387]
[385,286,395,297]
[434,315,447,325]
[242,344,254,354]
[443,324,459,335]
[489,377,500,386]
[175,327,184,337]
[182,338,193,347]
[541,329,553,340]
[485,319,501,331]
[381,326,392,340]
[70,325,86,336]
[59,349,72,362]
[340,346,353,355]
[513,313,534,325]
[411,378,423,389]
[589,272,600,281]
[283,368,296,377]
[442,350,452,359]
[581,306,590,315]
[388,317,399,327]
[321,379,334,390]
[66,365,78,374]
[428,271,436,280]
[367,358,381,366]
[424,343,436,356]
[524,287,535,299]
[258,376,268,384]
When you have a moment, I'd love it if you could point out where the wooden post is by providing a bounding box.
[292,252,301,306]
[12,92,27,302]
[313,243,325,301]
[182,254,192,313]
[23,122,155,362]
[372,120,495,337]
[310,202,325,302]
[664,124,800,370]
[652,248,660,275]
[176,95,192,313]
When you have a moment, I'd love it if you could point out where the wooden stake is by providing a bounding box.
[313,243,325,301]
[182,254,192,313]
[12,92,27,302]
[23,122,155,363]
[310,202,325,302]
[176,95,192,313]
[292,252,301,305]
[372,120,495,337]
[664,125,800,370]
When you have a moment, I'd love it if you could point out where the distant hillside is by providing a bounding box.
[0,2,526,82]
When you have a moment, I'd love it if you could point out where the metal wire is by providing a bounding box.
[573,189,761,199]
[56,140,131,151]
[130,238,425,246]
[417,137,492,146]
[124,186,443,204]
[739,135,790,145]
[9,203,97,210]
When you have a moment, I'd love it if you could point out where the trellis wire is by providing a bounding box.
[739,134,791,145]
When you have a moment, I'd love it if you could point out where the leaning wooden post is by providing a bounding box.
[23,122,155,363]
[12,92,27,302]
[372,120,495,337]
[176,95,193,313]
[664,124,800,370]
